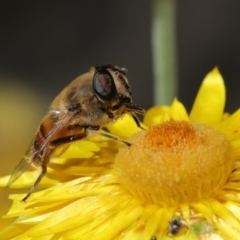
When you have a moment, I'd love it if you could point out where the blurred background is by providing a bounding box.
[1,1,240,228]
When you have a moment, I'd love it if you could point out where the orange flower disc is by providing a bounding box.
[115,120,234,206]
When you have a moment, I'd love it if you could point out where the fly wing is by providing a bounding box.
[7,110,75,187]
[7,144,36,187]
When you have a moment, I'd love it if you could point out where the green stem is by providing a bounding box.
[151,0,177,105]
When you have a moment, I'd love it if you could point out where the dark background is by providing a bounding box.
[1,0,240,228]
[1,1,240,113]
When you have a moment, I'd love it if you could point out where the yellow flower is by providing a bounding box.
[1,67,240,239]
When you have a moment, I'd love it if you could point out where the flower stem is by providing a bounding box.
[151,0,177,105]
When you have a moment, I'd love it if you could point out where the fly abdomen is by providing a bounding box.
[33,124,48,152]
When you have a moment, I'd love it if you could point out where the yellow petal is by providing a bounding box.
[0,225,32,240]
[144,206,164,239]
[143,105,170,126]
[190,67,225,125]
[52,139,99,159]
[0,170,57,189]
[143,100,188,127]
[106,114,143,139]
[209,200,240,232]
[180,204,190,224]
[226,202,240,222]
[216,108,240,141]
[170,98,189,121]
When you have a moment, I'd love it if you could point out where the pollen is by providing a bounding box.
[114,120,234,206]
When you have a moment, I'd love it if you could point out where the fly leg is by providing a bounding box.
[87,129,131,146]
[22,133,88,201]
[22,163,48,202]
[132,113,145,130]
[22,146,54,202]
[52,129,131,147]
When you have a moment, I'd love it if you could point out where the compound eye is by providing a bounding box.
[93,70,117,101]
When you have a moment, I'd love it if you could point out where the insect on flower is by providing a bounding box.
[169,218,183,235]
[7,65,145,201]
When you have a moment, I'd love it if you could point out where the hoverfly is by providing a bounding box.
[7,65,145,201]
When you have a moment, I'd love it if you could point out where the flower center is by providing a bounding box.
[114,120,234,206]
